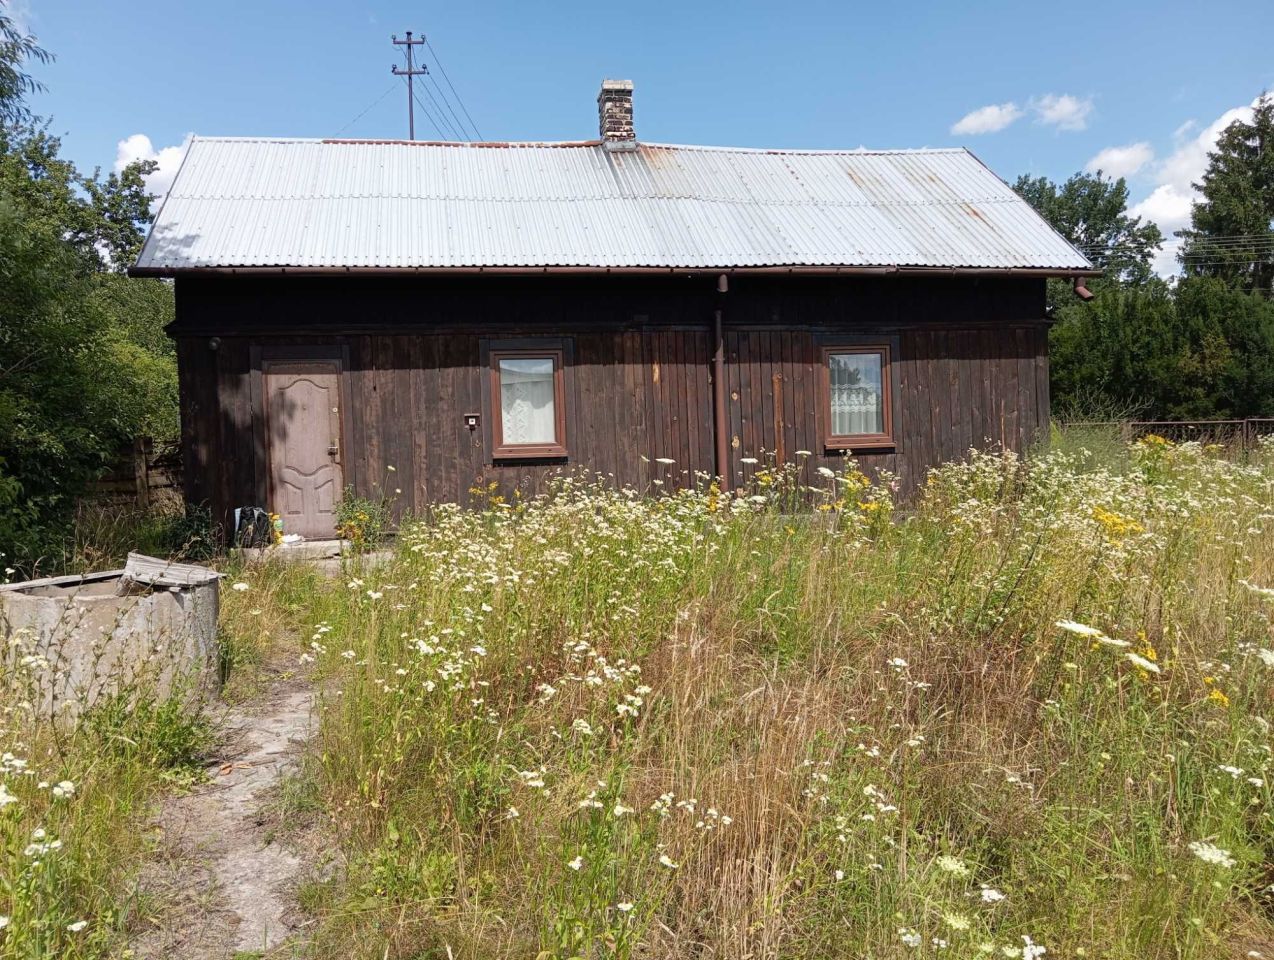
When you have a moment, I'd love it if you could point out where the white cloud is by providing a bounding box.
[1131,183,1194,229]
[950,102,1023,136]
[1128,95,1263,275]
[1031,94,1094,131]
[6,0,34,36]
[114,133,192,201]
[1084,142,1154,179]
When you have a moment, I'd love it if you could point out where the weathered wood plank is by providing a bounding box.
[172,274,1052,534]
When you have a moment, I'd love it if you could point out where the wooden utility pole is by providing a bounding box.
[391,32,427,140]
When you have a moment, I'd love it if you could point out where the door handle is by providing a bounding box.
[328,439,340,462]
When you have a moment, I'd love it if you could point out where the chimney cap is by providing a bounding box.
[598,78,634,96]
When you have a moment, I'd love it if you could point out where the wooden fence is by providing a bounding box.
[90,437,183,507]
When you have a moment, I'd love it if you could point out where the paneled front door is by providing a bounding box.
[263,359,343,539]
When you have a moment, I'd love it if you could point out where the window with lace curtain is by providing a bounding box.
[490,348,567,458]
[818,344,895,450]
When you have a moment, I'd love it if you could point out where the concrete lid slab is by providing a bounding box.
[123,553,222,588]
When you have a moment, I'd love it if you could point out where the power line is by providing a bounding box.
[426,70,474,142]
[1088,250,1274,260]
[414,71,467,141]
[1078,246,1274,257]
[1180,255,1274,262]
[1078,236,1274,251]
[409,85,450,140]
[425,37,483,140]
[1174,234,1273,241]
[1074,233,1274,244]
[332,81,399,137]
[1178,259,1274,267]
[1076,238,1274,257]
[1180,248,1274,258]
[1080,233,1274,245]
[1176,242,1274,251]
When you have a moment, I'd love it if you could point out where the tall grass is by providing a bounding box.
[217,440,1274,959]
[0,662,213,957]
[4,438,1273,958]
[0,545,337,956]
[46,498,213,578]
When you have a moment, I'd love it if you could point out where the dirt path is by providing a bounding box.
[134,676,320,958]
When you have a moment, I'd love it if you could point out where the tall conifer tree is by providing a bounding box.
[1179,95,1274,293]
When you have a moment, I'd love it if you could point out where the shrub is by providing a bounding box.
[334,486,393,552]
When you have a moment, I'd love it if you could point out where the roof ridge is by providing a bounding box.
[169,193,1020,207]
[187,135,968,156]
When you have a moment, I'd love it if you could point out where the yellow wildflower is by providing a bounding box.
[1092,506,1145,538]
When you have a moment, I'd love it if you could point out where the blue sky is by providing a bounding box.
[12,0,1274,271]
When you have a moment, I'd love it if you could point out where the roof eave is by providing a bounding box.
[128,264,1103,279]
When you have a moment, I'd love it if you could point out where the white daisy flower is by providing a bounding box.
[1053,619,1106,639]
[1188,840,1235,868]
[1125,652,1160,673]
[935,854,970,877]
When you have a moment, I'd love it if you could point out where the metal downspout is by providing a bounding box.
[713,273,729,491]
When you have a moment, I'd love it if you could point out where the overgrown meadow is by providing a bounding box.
[3,434,1274,958]
[246,435,1273,959]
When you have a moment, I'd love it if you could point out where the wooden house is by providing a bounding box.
[130,80,1097,540]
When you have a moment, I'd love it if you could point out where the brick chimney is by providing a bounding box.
[598,79,635,149]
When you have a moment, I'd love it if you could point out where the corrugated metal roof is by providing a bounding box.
[134,137,1093,273]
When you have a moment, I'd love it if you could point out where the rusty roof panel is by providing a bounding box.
[135,137,1092,272]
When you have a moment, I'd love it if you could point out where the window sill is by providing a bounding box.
[824,436,896,453]
[493,445,569,461]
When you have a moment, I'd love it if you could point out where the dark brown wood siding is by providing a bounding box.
[718,324,1049,493]
[172,274,1048,535]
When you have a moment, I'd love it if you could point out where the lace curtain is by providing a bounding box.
[828,352,883,436]
[499,357,557,444]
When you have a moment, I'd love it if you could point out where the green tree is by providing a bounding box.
[1017,166,1274,421]
[1178,94,1274,293]
[0,6,177,568]
[1044,277,1274,421]
[0,2,46,125]
[1170,277,1274,417]
[1015,172,1168,418]
[1014,171,1163,287]
[1047,282,1174,418]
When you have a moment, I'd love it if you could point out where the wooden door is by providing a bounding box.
[263,360,343,539]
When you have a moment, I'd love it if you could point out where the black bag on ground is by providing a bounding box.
[235,506,272,547]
